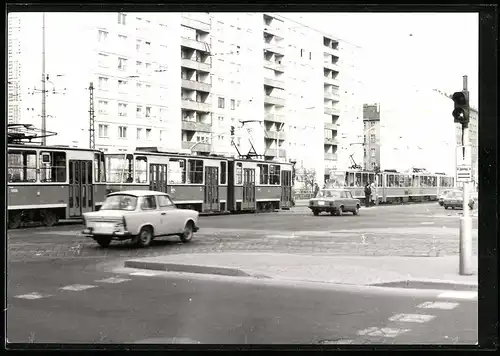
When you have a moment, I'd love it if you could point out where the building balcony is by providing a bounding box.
[324,91,340,101]
[264,130,286,140]
[324,45,340,56]
[181,37,211,53]
[264,94,285,106]
[181,58,211,72]
[264,42,285,55]
[263,26,283,38]
[181,79,211,92]
[264,113,286,124]
[324,122,338,131]
[182,141,212,153]
[181,15,211,32]
[264,148,286,158]
[324,153,338,161]
[324,61,340,72]
[263,60,285,73]
[181,120,212,133]
[324,106,340,116]
[181,99,211,112]
[324,137,339,146]
[264,77,285,89]
[324,76,340,86]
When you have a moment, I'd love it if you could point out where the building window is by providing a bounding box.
[118,103,128,116]
[98,30,108,42]
[218,97,225,108]
[136,61,142,74]
[230,99,235,110]
[98,100,108,114]
[370,121,375,127]
[118,13,127,25]
[118,57,128,71]
[98,77,109,90]
[160,130,165,141]
[98,124,108,138]
[370,134,376,143]
[98,53,109,67]
[136,128,142,139]
[371,161,376,168]
[218,116,224,122]
[145,106,151,118]
[136,105,143,117]
[370,148,376,157]
[118,79,128,92]
[363,149,366,157]
[145,41,151,54]
[136,39,142,51]
[300,49,304,57]
[118,126,127,138]
[146,128,152,140]
[145,62,151,74]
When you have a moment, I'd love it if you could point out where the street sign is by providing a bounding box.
[456,145,472,166]
[456,165,472,182]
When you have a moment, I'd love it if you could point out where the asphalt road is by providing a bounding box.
[7,258,477,345]
[8,203,478,262]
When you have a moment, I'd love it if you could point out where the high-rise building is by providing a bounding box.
[8,12,361,186]
[7,14,22,125]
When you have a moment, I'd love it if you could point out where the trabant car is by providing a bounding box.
[443,190,474,210]
[309,189,361,216]
[82,190,200,248]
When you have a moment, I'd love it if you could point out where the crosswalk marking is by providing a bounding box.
[357,327,411,338]
[60,284,96,291]
[14,292,51,300]
[437,291,477,300]
[417,301,460,310]
[95,277,132,284]
[389,313,436,323]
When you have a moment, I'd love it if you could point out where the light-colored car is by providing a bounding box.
[82,190,200,248]
[309,189,361,216]
[443,190,474,210]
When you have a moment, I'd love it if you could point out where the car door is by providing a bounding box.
[347,191,356,210]
[157,194,179,235]
[139,195,161,236]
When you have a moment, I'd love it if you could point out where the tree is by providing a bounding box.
[297,168,317,190]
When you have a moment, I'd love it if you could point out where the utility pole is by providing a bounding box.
[88,82,95,149]
[452,75,473,276]
[41,12,47,146]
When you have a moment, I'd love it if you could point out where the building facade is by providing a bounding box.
[362,103,381,171]
[8,12,361,187]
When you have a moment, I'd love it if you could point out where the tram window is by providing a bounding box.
[188,159,203,184]
[39,151,66,183]
[94,153,106,182]
[8,150,37,182]
[257,164,269,184]
[387,174,395,187]
[168,158,186,184]
[220,161,227,185]
[135,156,148,183]
[399,175,405,187]
[236,163,243,184]
[269,164,281,185]
[105,154,133,183]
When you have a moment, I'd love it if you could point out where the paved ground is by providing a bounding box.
[6,203,478,345]
[8,203,478,262]
[6,258,477,344]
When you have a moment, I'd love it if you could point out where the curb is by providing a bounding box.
[370,280,478,291]
[124,260,251,277]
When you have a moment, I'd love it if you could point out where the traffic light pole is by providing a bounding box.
[459,75,473,276]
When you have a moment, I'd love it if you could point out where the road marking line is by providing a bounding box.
[129,271,161,277]
[95,277,132,284]
[388,313,436,323]
[14,292,52,300]
[60,284,97,291]
[420,222,435,225]
[357,327,411,338]
[437,291,477,300]
[417,301,460,310]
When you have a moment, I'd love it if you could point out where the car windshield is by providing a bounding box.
[100,195,138,211]
[316,190,342,199]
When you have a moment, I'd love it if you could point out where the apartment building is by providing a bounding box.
[362,103,381,171]
[8,12,360,186]
[7,14,22,125]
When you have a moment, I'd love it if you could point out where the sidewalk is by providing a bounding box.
[123,253,478,289]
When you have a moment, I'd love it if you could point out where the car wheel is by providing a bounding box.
[180,221,194,243]
[444,205,448,210]
[451,206,455,210]
[137,226,153,247]
[353,205,359,216]
[95,236,112,248]
[313,210,319,216]
[336,206,343,216]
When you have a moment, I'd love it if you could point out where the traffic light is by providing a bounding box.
[230,126,235,136]
[452,90,470,126]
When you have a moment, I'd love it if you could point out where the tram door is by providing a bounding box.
[242,168,256,210]
[69,160,94,217]
[204,166,219,211]
[281,170,292,208]
[149,164,168,193]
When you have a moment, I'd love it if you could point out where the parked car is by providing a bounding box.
[82,190,200,248]
[443,190,474,210]
[309,189,361,216]
[438,189,457,206]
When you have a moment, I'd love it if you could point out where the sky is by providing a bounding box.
[282,13,479,108]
